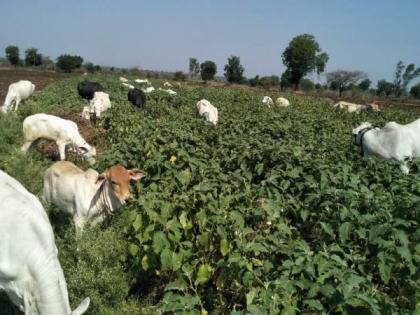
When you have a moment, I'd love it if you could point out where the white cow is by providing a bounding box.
[1,80,35,113]
[334,101,368,113]
[352,119,420,174]
[275,97,290,107]
[119,77,129,83]
[196,99,218,126]
[143,86,155,94]
[43,161,146,233]
[0,170,90,315]
[121,82,135,89]
[81,91,111,120]
[163,81,173,88]
[158,88,177,96]
[21,114,96,164]
[262,96,273,107]
[134,79,150,85]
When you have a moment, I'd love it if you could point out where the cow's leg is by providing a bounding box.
[74,216,86,235]
[57,141,67,160]
[90,214,105,227]
[14,98,21,111]
[400,163,410,174]
[21,140,33,153]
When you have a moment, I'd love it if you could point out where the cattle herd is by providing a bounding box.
[0,76,418,314]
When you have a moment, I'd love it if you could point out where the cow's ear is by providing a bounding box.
[96,170,108,183]
[129,169,147,181]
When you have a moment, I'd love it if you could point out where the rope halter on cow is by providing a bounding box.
[356,125,377,156]
[98,179,121,216]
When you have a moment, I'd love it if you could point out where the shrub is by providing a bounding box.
[56,54,83,73]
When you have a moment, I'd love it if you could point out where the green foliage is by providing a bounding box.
[358,78,372,91]
[0,74,419,314]
[200,61,217,82]
[410,83,420,99]
[299,78,315,91]
[282,34,329,89]
[56,54,83,73]
[248,75,260,87]
[377,80,394,96]
[173,71,186,81]
[224,55,245,84]
[189,58,200,79]
[25,48,43,66]
[5,45,20,66]
[394,61,420,96]
[326,70,367,96]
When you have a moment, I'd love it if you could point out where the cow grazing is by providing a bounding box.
[158,88,177,96]
[143,86,155,94]
[135,79,150,85]
[163,81,173,88]
[352,119,420,174]
[121,82,135,89]
[43,161,147,233]
[276,97,290,107]
[196,99,218,126]
[1,80,35,113]
[81,91,111,120]
[334,101,368,113]
[119,77,129,83]
[21,114,96,164]
[262,96,273,107]
[128,88,146,108]
[77,80,104,101]
[0,169,90,315]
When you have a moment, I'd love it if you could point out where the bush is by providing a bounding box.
[299,78,315,91]
[410,83,420,99]
[56,54,83,73]
[173,71,186,81]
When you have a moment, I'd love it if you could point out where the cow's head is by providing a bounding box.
[79,145,97,165]
[352,122,373,145]
[97,165,147,203]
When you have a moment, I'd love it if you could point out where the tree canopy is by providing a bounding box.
[224,55,245,84]
[326,70,367,96]
[282,34,329,89]
[200,61,217,82]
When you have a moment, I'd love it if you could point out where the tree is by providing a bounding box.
[41,56,55,70]
[282,34,329,89]
[393,61,420,96]
[280,68,293,91]
[410,83,420,99]
[25,48,42,66]
[326,70,367,96]
[248,75,260,87]
[174,71,186,81]
[224,55,245,84]
[200,61,217,82]
[358,79,372,91]
[299,78,315,91]
[189,58,200,79]
[259,75,280,89]
[56,54,83,73]
[5,45,20,66]
[376,80,394,96]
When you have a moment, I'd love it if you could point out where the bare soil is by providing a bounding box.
[0,68,75,102]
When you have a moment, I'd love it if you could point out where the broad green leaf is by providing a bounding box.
[220,238,230,256]
[132,214,142,231]
[196,264,211,284]
[160,248,172,271]
[339,222,352,243]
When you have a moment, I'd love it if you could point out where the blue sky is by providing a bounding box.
[0,0,419,84]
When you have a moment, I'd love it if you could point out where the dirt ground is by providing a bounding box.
[0,68,74,102]
[0,68,103,160]
[34,109,107,161]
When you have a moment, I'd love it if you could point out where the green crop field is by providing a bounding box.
[0,75,419,314]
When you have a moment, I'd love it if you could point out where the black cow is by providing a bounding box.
[128,88,146,108]
[77,80,104,100]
